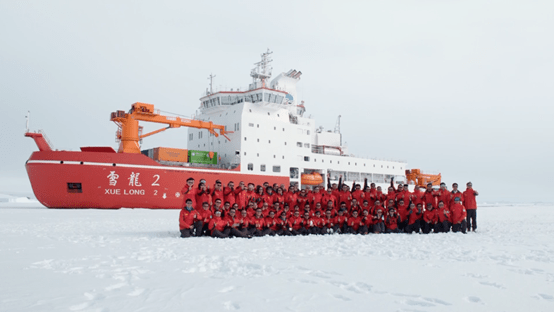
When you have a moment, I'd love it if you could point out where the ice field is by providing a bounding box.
[1,198,553,312]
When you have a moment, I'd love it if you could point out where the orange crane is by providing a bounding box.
[405,169,442,188]
[111,102,231,154]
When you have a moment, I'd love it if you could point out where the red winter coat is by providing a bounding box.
[450,203,467,224]
[423,208,438,224]
[449,190,464,207]
[290,216,303,230]
[422,190,438,209]
[250,216,266,229]
[179,208,199,230]
[463,188,478,209]
[385,214,398,230]
[181,184,199,208]
[347,216,362,231]
[223,187,236,206]
[396,202,410,222]
[408,207,423,225]
[208,216,228,232]
[437,190,451,209]
[198,208,213,224]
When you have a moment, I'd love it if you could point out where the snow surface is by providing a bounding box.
[1,200,553,312]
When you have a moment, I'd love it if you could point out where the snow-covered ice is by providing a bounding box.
[1,200,553,311]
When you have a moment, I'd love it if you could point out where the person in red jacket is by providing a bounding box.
[289,210,303,235]
[449,183,463,207]
[225,208,250,238]
[234,181,248,210]
[335,209,348,233]
[385,208,400,233]
[358,210,372,235]
[344,210,362,234]
[463,182,479,231]
[321,188,337,209]
[396,199,410,232]
[422,183,438,209]
[322,210,335,234]
[249,208,269,237]
[337,184,352,209]
[197,202,213,236]
[406,203,423,234]
[181,177,199,209]
[410,186,424,207]
[275,212,293,236]
[208,210,230,238]
[223,181,237,207]
[372,208,385,233]
[210,180,225,205]
[422,203,438,234]
[264,210,279,236]
[450,197,467,233]
[309,210,325,234]
[437,183,451,209]
[238,209,251,233]
[195,183,212,210]
[179,199,202,238]
[436,201,451,233]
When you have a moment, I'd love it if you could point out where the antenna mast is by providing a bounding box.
[208,73,216,94]
[250,49,273,88]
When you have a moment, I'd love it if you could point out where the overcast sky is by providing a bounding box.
[1,0,553,203]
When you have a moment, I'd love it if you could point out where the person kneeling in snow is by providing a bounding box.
[372,208,385,234]
[405,203,423,234]
[208,210,230,238]
[450,197,467,234]
[179,199,202,238]
[385,207,400,233]
[422,203,439,234]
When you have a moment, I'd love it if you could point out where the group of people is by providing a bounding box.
[178,175,479,238]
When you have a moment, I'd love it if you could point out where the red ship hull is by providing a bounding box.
[26,150,289,209]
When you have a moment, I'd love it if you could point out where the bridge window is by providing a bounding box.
[247,163,253,171]
[273,166,281,173]
[260,164,266,172]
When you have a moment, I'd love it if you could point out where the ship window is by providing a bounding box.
[283,128,285,131]
[330,160,332,164]
[381,165,383,168]
[189,133,193,141]
[304,143,309,148]
[268,112,270,116]
[257,138,259,142]
[373,164,375,167]
[387,166,389,168]
[400,167,402,169]
[249,123,254,127]
[248,163,253,171]
[393,166,394,169]
[364,164,366,166]
[67,182,82,193]
[274,127,276,130]
[257,124,259,128]
[290,167,299,179]
[268,140,271,143]
[277,114,280,117]
[244,152,246,156]
[304,156,310,162]
[282,156,285,159]
[273,155,276,158]
[198,131,203,139]
[236,123,240,131]
[273,166,281,173]
[348,162,350,165]
[260,164,266,172]
[285,142,287,145]
[322,159,324,163]
[337,161,340,164]
[257,153,259,157]
[355,163,357,166]
[314,159,316,162]
[307,130,310,135]
[244,137,247,141]
[297,142,302,147]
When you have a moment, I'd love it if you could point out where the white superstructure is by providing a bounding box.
[188,50,406,189]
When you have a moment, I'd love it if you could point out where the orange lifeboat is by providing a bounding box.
[301,172,323,185]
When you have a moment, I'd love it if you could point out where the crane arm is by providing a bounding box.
[110,102,232,154]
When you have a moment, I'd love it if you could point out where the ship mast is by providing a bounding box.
[207,73,216,94]
[250,49,273,88]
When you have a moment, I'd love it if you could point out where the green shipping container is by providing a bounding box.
[188,150,217,164]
